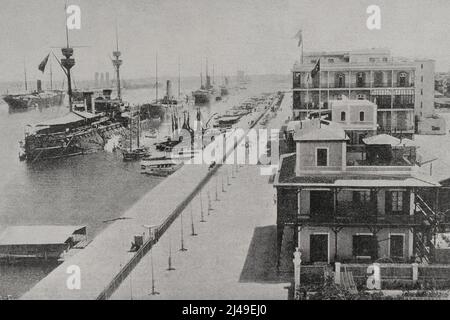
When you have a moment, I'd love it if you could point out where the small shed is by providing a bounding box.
[0,225,87,260]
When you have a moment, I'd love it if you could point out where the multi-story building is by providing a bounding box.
[292,48,438,136]
[274,118,442,266]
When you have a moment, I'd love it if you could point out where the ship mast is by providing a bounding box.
[155,53,158,101]
[112,22,122,100]
[23,59,28,92]
[178,56,181,99]
[49,55,53,90]
[61,3,75,112]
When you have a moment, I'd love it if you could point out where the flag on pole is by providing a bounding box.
[311,59,320,78]
[294,29,303,47]
[38,53,50,73]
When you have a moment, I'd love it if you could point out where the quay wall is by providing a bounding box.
[22,94,280,300]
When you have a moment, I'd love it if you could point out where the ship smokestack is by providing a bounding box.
[83,91,93,113]
[166,80,172,98]
[103,89,112,100]
[37,80,42,92]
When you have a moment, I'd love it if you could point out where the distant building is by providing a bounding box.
[100,73,105,87]
[95,72,99,88]
[274,119,442,268]
[292,48,440,135]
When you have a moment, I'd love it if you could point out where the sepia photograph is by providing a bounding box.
[1,0,450,307]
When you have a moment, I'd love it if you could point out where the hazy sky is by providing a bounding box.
[1,0,450,82]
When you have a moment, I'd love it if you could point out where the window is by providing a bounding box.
[383,57,388,62]
[390,234,404,259]
[421,76,423,83]
[310,59,317,64]
[398,72,408,87]
[421,64,424,69]
[356,72,365,87]
[336,73,346,88]
[369,58,376,63]
[374,71,383,87]
[357,94,365,100]
[328,58,334,63]
[391,191,403,212]
[421,89,423,95]
[340,111,346,121]
[353,235,377,258]
[353,190,371,204]
[360,111,365,121]
[316,148,328,166]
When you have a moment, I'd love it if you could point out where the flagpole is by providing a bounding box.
[301,42,304,65]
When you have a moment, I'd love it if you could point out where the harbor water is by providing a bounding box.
[0,76,288,298]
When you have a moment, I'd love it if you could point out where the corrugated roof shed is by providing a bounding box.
[0,226,85,246]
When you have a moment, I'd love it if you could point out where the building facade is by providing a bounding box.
[274,119,441,267]
[292,49,436,136]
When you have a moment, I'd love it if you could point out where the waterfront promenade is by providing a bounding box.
[111,94,293,299]
[22,92,290,299]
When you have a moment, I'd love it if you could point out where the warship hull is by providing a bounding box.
[4,91,65,109]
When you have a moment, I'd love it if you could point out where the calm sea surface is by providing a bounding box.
[0,76,288,298]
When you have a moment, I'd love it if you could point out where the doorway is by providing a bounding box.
[310,234,329,263]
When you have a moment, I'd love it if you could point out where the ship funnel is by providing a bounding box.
[37,80,42,92]
[83,91,94,113]
[206,75,211,89]
[166,80,172,98]
[102,89,112,100]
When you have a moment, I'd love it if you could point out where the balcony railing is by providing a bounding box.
[293,82,415,90]
[296,212,421,226]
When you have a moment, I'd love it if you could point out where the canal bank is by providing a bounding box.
[111,92,293,299]
[21,91,287,299]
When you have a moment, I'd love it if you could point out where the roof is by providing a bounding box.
[274,154,440,188]
[0,226,85,246]
[330,99,377,107]
[363,134,400,146]
[35,111,100,127]
[294,121,348,142]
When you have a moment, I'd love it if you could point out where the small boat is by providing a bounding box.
[141,159,183,177]
[122,147,149,161]
[122,107,150,161]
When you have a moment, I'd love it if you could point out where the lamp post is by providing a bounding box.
[190,202,197,236]
[142,224,159,295]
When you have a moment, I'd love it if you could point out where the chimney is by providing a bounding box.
[166,80,172,98]
[83,91,94,113]
[103,89,112,100]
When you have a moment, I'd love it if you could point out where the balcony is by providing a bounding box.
[393,81,415,88]
[296,211,422,227]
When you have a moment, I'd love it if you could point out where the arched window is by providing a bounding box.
[398,72,408,87]
[336,73,345,88]
[341,111,346,121]
[360,111,365,121]
[356,72,365,88]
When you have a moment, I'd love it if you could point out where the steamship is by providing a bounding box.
[142,80,181,121]
[19,26,127,162]
[3,80,64,110]
[192,75,221,105]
